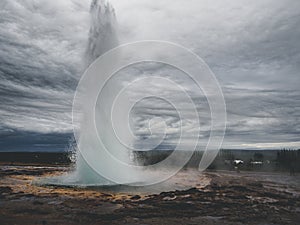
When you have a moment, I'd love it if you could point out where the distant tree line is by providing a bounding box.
[211,149,300,173]
[276,149,300,174]
[132,149,300,173]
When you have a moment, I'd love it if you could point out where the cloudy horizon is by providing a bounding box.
[0,0,300,152]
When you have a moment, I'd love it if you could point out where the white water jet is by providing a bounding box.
[85,0,118,68]
[35,0,226,188]
[36,0,124,186]
[72,0,120,185]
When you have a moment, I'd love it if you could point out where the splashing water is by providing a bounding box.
[85,0,118,67]
[35,0,226,188]
[36,0,122,186]
[71,0,121,185]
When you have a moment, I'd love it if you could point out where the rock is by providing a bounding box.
[162,196,177,201]
[0,186,12,193]
[131,195,141,200]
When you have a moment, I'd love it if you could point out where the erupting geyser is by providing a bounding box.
[72,0,121,185]
[85,0,118,67]
[36,0,226,188]
[36,0,123,186]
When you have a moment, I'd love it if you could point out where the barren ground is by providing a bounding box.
[0,165,299,225]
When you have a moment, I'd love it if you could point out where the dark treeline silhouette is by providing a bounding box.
[210,149,300,173]
[0,152,71,165]
[276,149,300,174]
[0,149,299,174]
[133,149,300,173]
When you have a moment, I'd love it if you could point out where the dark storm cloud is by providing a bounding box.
[110,0,300,149]
[0,0,90,150]
[0,0,300,150]
[0,129,72,152]
[0,0,89,138]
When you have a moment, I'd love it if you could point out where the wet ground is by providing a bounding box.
[0,164,299,225]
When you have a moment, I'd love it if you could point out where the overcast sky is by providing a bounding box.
[0,0,299,151]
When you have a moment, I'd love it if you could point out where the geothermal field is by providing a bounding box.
[0,151,299,225]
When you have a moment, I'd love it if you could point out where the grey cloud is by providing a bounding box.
[0,0,300,150]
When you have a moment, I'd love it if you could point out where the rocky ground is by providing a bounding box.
[0,165,299,225]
